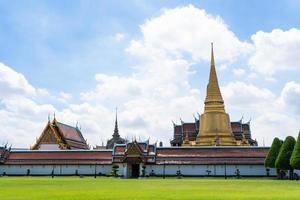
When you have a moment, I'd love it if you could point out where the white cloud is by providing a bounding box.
[278,81,300,114]
[57,92,73,103]
[0,62,36,97]
[222,81,275,113]
[2,96,55,116]
[219,64,228,71]
[127,5,252,63]
[233,68,246,76]
[81,74,141,103]
[249,28,300,76]
[221,81,300,145]
[114,33,125,42]
[59,92,72,100]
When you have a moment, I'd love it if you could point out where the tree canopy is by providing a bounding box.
[275,136,296,170]
[265,137,283,168]
[290,132,300,169]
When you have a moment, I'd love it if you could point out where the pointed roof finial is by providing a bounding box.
[204,42,225,112]
[53,112,56,121]
[211,42,215,67]
[171,120,176,126]
[48,114,50,122]
[239,116,244,123]
[113,107,120,138]
[115,107,118,121]
[247,117,252,125]
[193,114,198,121]
[180,118,184,124]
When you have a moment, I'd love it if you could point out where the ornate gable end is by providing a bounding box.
[124,142,144,163]
[126,143,142,156]
[31,122,66,150]
[40,128,58,144]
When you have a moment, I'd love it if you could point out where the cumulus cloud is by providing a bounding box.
[81,74,141,102]
[79,56,201,143]
[249,28,300,76]
[278,81,300,114]
[127,5,252,63]
[222,81,300,144]
[0,63,36,97]
[222,81,275,112]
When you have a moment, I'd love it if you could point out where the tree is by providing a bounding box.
[265,137,283,168]
[290,132,300,170]
[275,136,296,179]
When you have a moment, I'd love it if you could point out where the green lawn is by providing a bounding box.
[0,177,299,200]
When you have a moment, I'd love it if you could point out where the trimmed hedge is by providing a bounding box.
[265,137,283,168]
[275,136,295,170]
[290,132,300,170]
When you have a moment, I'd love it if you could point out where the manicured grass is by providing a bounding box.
[0,177,299,200]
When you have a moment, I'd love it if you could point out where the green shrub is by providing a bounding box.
[290,132,300,170]
[111,164,119,177]
[265,137,283,168]
[275,136,296,170]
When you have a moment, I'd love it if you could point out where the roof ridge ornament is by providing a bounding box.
[53,112,57,122]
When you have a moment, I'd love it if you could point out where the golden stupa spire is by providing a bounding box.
[196,43,237,146]
[204,43,225,112]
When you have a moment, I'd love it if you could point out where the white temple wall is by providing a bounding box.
[145,164,276,176]
[0,165,112,175]
[0,164,277,176]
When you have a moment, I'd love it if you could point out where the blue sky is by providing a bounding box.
[1,0,299,92]
[0,0,300,147]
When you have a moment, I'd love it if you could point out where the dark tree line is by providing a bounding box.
[265,132,300,179]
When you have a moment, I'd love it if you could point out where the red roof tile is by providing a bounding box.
[5,150,112,165]
[56,122,84,142]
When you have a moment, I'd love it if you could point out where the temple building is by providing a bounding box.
[0,45,276,178]
[171,43,257,147]
[31,117,89,150]
[171,119,257,146]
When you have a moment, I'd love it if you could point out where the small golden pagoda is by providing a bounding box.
[196,43,237,146]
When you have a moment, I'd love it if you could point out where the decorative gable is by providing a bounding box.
[124,142,144,163]
[40,128,58,144]
[31,122,67,150]
[126,143,142,156]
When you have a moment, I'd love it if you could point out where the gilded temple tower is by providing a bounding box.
[196,43,237,146]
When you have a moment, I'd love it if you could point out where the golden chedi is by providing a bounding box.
[196,43,237,146]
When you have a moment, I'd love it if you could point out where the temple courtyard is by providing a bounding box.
[0,177,299,200]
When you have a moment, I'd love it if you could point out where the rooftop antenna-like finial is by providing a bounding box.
[247,117,252,125]
[239,115,244,123]
[113,107,120,138]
